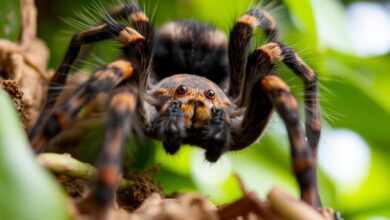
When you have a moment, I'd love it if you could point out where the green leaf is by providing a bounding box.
[338,150,390,219]
[283,0,318,48]
[310,0,352,53]
[326,51,390,112]
[155,145,193,176]
[321,77,390,146]
[153,167,197,195]
[189,0,253,31]
[0,0,20,40]
[0,90,70,220]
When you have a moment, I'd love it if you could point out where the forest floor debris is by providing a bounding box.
[38,153,338,220]
[0,0,51,130]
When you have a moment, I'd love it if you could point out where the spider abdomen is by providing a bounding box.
[153,21,229,85]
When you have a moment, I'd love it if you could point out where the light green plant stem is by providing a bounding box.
[36,153,133,188]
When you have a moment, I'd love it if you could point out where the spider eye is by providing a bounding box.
[205,89,215,99]
[176,85,188,95]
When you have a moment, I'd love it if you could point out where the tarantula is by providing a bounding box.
[30,2,322,219]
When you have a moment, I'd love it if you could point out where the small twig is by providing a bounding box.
[268,186,329,220]
[217,174,280,220]
[19,0,37,47]
[36,153,133,188]
[218,175,338,220]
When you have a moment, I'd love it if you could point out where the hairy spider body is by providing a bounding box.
[30,3,322,219]
[154,21,228,84]
[145,73,235,160]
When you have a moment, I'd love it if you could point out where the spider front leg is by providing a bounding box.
[230,43,279,150]
[109,3,153,39]
[231,44,321,207]
[229,7,321,156]
[228,7,280,99]
[47,24,143,109]
[95,84,138,220]
[30,59,137,153]
[30,22,145,144]
[80,3,154,82]
[233,75,321,207]
[107,3,154,91]
[241,42,321,157]
[29,23,144,138]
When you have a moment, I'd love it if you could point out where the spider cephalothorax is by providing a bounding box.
[30,3,321,219]
[146,74,237,161]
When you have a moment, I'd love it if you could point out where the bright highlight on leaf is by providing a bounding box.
[346,2,390,56]
[319,129,371,193]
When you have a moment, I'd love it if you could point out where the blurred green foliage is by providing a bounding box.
[0,91,70,220]
[1,0,390,219]
[0,0,20,40]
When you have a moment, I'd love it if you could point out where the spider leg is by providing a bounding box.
[74,3,154,72]
[238,42,321,157]
[231,45,321,207]
[114,3,154,89]
[109,3,152,37]
[230,43,279,149]
[232,75,321,207]
[279,44,321,157]
[95,84,138,220]
[30,59,136,153]
[29,24,143,138]
[48,24,143,109]
[261,75,321,207]
[102,3,154,82]
[228,7,279,99]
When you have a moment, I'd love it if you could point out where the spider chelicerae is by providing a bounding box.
[30,2,322,218]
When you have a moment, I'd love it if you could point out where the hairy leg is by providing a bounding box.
[31,59,136,153]
[108,3,154,88]
[279,44,321,157]
[47,24,142,110]
[29,24,143,139]
[94,84,138,220]
[228,7,280,99]
[73,2,151,66]
[236,42,321,156]
[230,43,280,149]
[231,44,321,206]
[261,75,321,207]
